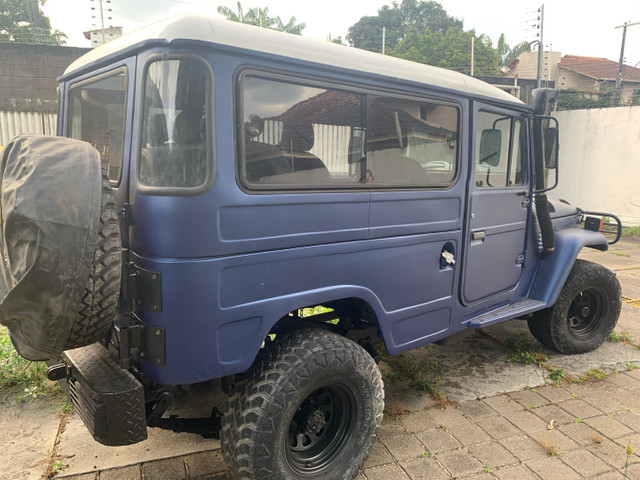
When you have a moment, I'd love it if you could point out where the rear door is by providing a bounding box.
[461,105,530,305]
[65,59,136,232]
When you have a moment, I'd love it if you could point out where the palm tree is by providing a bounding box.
[249,7,275,28]
[217,2,251,23]
[274,16,306,35]
[217,2,305,35]
[497,33,531,68]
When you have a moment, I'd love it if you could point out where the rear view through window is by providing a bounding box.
[240,74,459,189]
[139,58,210,189]
[68,68,127,182]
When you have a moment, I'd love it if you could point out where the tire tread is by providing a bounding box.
[66,170,122,349]
[221,329,384,480]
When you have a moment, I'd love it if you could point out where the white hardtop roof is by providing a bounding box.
[65,14,523,106]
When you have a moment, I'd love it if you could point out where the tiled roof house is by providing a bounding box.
[558,55,640,99]
[503,52,640,103]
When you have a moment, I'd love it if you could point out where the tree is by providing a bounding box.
[391,27,499,76]
[273,16,305,35]
[217,2,305,35]
[252,7,275,28]
[497,33,531,68]
[346,0,462,53]
[327,34,345,45]
[217,2,251,24]
[0,0,66,45]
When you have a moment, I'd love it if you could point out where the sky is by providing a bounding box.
[42,0,640,69]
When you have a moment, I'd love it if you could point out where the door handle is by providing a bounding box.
[472,230,486,241]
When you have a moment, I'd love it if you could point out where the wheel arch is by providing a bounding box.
[217,287,387,377]
[530,228,609,306]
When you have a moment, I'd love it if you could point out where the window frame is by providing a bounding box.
[474,110,528,189]
[67,66,129,186]
[136,53,215,197]
[235,68,462,194]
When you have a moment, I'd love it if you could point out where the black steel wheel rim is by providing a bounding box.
[567,288,606,338]
[285,384,357,474]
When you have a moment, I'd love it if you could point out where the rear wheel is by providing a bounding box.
[221,329,384,480]
[528,259,621,354]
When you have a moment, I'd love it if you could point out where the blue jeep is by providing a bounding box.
[0,15,622,480]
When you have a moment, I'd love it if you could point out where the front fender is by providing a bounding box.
[531,228,608,306]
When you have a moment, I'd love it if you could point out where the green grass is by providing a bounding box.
[499,335,549,366]
[608,330,634,344]
[547,367,566,384]
[383,351,449,405]
[611,251,632,258]
[0,326,50,400]
[622,226,640,237]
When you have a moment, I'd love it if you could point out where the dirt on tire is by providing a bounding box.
[528,259,621,354]
[221,329,384,480]
[65,171,122,349]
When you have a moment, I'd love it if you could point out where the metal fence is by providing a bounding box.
[0,110,57,146]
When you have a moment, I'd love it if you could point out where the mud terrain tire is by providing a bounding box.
[0,135,122,360]
[65,171,121,349]
[528,259,621,354]
[221,329,384,480]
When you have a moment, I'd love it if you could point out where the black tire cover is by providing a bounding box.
[0,134,105,361]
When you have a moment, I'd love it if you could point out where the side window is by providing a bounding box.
[366,96,458,185]
[68,68,127,183]
[241,75,362,186]
[475,111,525,188]
[239,74,459,189]
[139,58,210,189]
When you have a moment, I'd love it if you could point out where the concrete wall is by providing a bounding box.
[0,43,89,102]
[553,106,640,226]
[0,43,89,145]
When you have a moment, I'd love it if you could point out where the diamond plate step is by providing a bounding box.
[62,343,147,446]
[468,299,547,328]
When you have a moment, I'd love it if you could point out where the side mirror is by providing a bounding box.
[479,129,502,167]
[533,115,559,193]
[544,126,558,169]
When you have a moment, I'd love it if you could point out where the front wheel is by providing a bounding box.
[528,259,621,354]
[221,329,384,480]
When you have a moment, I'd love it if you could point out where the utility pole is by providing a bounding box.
[32,0,40,43]
[99,0,106,44]
[471,36,475,76]
[536,4,544,88]
[382,26,386,55]
[614,21,640,105]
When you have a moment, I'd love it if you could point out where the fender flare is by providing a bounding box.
[530,228,608,306]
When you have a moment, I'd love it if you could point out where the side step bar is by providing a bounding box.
[59,343,148,446]
[468,299,547,328]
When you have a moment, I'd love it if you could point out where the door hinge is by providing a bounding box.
[119,203,132,221]
[521,196,531,209]
[515,254,525,266]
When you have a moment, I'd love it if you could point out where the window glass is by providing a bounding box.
[475,112,525,187]
[240,75,459,189]
[139,59,209,188]
[242,75,362,186]
[68,69,126,182]
[366,96,458,185]
[509,119,525,186]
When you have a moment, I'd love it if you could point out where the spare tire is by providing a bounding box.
[0,134,122,361]
[66,170,122,349]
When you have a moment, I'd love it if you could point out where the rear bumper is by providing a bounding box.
[60,343,148,446]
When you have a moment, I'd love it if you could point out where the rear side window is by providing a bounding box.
[139,58,211,189]
[68,68,127,183]
[367,96,458,185]
[239,74,459,190]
